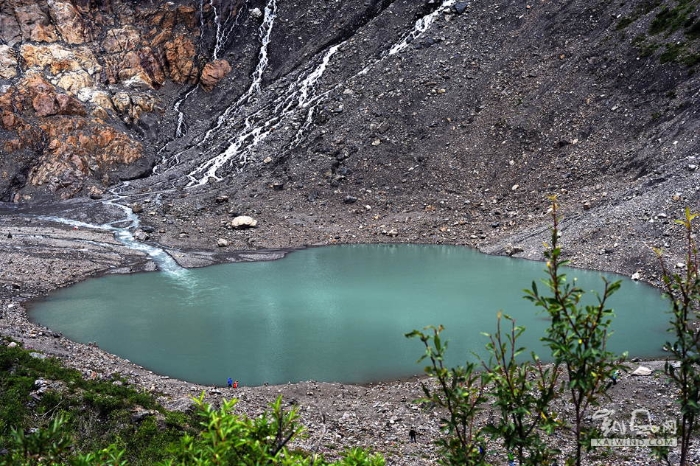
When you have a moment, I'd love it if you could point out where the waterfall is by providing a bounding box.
[174,87,197,138]
[196,0,277,148]
[248,0,276,96]
[185,42,341,186]
[389,0,459,55]
[153,0,461,186]
[211,0,246,60]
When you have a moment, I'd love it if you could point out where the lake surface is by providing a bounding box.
[30,244,669,387]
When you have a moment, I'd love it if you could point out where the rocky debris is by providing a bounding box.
[49,0,90,44]
[0,196,695,465]
[505,244,524,256]
[452,2,469,15]
[250,8,263,19]
[217,238,229,247]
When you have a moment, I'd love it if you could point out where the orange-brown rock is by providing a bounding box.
[54,70,95,95]
[176,6,197,29]
[147,5,196,38]
[14,3,59,43]
[200,59,232,91]
[3,139,23,153]
[25,73,55,94]
[92,106,109,121]
[32,92,59,117]
[47,0,90,44]
[102,26,141,54]
[137,47,166,87]
[20,44,100,76]
[164,35,198,84]
[1,111,18,130]
[28,121,143,194]
[150,29,173,48]
[113,48,165,89]
[0,0,210,200]
[109,92,156,122]
[56,94,87,116]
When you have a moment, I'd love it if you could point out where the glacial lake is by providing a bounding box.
[30,244,669,387]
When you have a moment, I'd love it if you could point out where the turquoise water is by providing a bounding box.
[29,244,669,386]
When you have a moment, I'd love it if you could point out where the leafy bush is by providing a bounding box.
[0,391,384,466]
[408,197,626,466]
[656,208,700,466]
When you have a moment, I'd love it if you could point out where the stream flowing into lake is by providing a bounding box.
[29,244,669,387]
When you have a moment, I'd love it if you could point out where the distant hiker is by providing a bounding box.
[409,427,417,443]
[611,369,619,384]
[6,232,11,239]
[507,451,516,466]
[227,377,233,388]
[233,380,239,389]
[606,370,620,390]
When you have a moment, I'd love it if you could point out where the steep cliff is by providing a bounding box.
[0,0,243,200]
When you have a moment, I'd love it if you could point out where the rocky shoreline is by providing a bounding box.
[0,195,696,465]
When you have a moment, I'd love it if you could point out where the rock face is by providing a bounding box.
[0,0,238,201]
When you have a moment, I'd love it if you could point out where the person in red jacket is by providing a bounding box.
[233,380,239,389]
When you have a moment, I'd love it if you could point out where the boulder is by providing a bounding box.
[54,70,94,95]
[20,44,100,76]
[217,238,229,247]
[231,216,258,229]
[112,92,132,114]
[200,59,232,91]
[453,2,469,14]
[631,366,653,376]
[1,13,22,46]
[506,244,524,256]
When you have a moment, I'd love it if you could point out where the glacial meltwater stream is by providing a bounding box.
[30,244,668,387]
